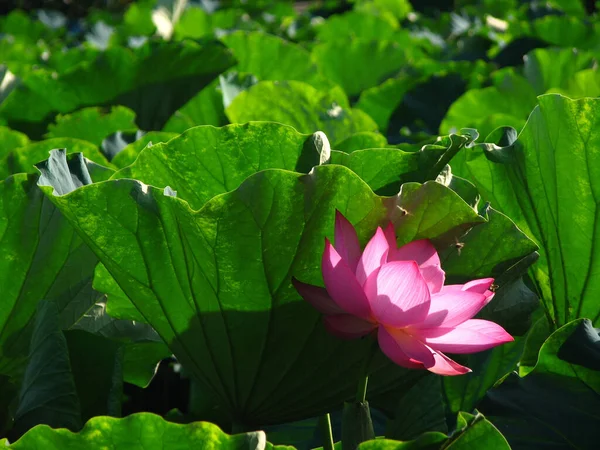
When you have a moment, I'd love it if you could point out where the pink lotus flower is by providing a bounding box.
[293,211,513,376]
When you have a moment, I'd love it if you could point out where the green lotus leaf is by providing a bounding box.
[226,81,379,146]
[112,122,329,210]
[220,31,326,88]
[451,94,600,328]
[39,149,489,425]
[0,159,100,380]
[311,39,412,97]
[46,106,137,146]
[0,40,236,134]
[4,413,286,449]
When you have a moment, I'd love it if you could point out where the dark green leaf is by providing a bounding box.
[63,330,123,422]
[386,375,447,440]
[442,340,523,417]
[12,302,81,438]
[480,319,600,449]
[0,161,99,380]
[71,296,171,388]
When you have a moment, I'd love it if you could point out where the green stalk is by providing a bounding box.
[342,338,378,450]
[319,413,335,450]
[356,374,369,404]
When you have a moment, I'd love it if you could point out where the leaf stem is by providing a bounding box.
[319,413,335,450]
[356,375,369,403]
[355,336,378,403]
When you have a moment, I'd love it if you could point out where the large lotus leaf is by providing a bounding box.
[226,81,379,146]
[362,412,509,450]
[220,31,326,88]
[440,68,537,137]
[3,413,284,449]
[112,122,329,210]
[479,319,600,449]
[46,106,138,146]
[311,39,412,97]
[163,79,227,133]
[522,47,594,96]
[328,132,474,195]
[39,152,489,425]
[450,94,600,328]
[3,138,111,179]
[105,123,330,328]
[0,164,99,380]
[314,10,398,42]
[0,39,235,133]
